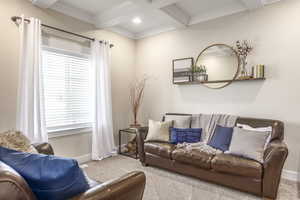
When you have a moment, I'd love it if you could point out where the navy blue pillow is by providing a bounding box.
[207,125,233,151]
[170,128,202,144]
[0,146,89,200]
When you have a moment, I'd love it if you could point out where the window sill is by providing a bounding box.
[48,127,92,139]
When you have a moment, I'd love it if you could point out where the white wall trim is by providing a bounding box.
[136,26,176,39]
[31,0,60,9]
[74,154,91,164]
[282,170,299,182]
[107,27,138,40]
[73,144,126,164]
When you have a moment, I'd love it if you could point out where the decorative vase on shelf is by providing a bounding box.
[240,57,248,78]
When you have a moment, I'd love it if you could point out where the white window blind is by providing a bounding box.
[42,47,92,133]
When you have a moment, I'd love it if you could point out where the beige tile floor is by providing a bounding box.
[84,156,298,200]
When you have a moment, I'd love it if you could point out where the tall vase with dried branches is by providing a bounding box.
[235,40,253,78]
[130,77,147,128]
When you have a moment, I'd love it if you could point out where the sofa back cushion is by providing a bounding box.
[164,114,192,128]
[0,146,89,200]
[170,128,202,144]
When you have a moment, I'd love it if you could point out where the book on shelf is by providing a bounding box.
[252,65,265,78]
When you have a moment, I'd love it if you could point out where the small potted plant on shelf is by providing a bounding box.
[192,65,208,82]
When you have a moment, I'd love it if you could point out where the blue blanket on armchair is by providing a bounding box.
[0,146,89,200]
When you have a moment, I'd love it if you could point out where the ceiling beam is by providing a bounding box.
[95,0,189,29]
[50,1,94,24]
[148,0,184,9]
[239,0,264,10]
[131,0,190,28]
[160,4,190,27]
[31,0,60,9]
[94,1,138,28]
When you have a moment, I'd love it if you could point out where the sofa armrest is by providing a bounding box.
[0,161,36,200]
[263,140,288,199]
[32,143,54,155]
[72,171,146,200]
[136,127,149,164]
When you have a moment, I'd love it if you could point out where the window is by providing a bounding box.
[42,47,92,134]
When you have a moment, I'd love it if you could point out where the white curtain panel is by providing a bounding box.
[91,41,116,160]
[16,16,48,143]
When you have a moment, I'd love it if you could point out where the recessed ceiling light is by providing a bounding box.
[132,17,142,24]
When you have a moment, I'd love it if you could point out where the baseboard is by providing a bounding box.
[74,154,91,164]
[282,169,299,182]
[73,144,125,164]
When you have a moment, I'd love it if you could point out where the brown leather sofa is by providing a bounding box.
[136,113,288,200]
[0,143,146,200]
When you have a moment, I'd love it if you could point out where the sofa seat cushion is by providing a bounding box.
[171,148,214,169]
[144,142,176,159]
[211,154,262,179]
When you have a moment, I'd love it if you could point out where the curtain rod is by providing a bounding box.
[11,16,114,48]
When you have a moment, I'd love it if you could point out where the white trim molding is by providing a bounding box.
[74,154,91,164]
[282,170,299,182]
[31,0,59,9]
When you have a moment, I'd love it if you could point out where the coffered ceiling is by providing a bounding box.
[30,0,282,39]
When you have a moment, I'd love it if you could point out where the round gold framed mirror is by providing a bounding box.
[195,44,240,89]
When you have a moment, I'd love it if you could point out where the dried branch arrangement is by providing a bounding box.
[130,77,147,127]
[236,40,253,58]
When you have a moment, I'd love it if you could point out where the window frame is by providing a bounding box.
[42,45,93,137]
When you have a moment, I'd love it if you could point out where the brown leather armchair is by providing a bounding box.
[0,143,146,200]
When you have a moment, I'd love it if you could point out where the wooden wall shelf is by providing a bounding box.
[174,77,265,85]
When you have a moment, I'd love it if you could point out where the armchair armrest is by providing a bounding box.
[32,143,54,155]
[263,140,288,199]
[136,127,149,164]
[72,171,146,200]
[0,161,36,200]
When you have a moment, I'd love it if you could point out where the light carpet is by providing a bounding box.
[84,156,298,200]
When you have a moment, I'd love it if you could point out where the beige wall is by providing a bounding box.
[0,0,136,158]
[136,0,300,172]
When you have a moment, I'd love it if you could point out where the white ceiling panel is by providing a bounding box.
[37,0,283,39]
[176,0,244,17]
[59,0,126,14]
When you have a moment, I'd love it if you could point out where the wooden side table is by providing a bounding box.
[118,128,140,159]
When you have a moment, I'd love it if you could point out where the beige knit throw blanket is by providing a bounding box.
[176,113,238,154]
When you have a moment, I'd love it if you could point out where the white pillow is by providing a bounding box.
[226,127,270,163]
[145,120,173,142]
[237,123,272,150]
